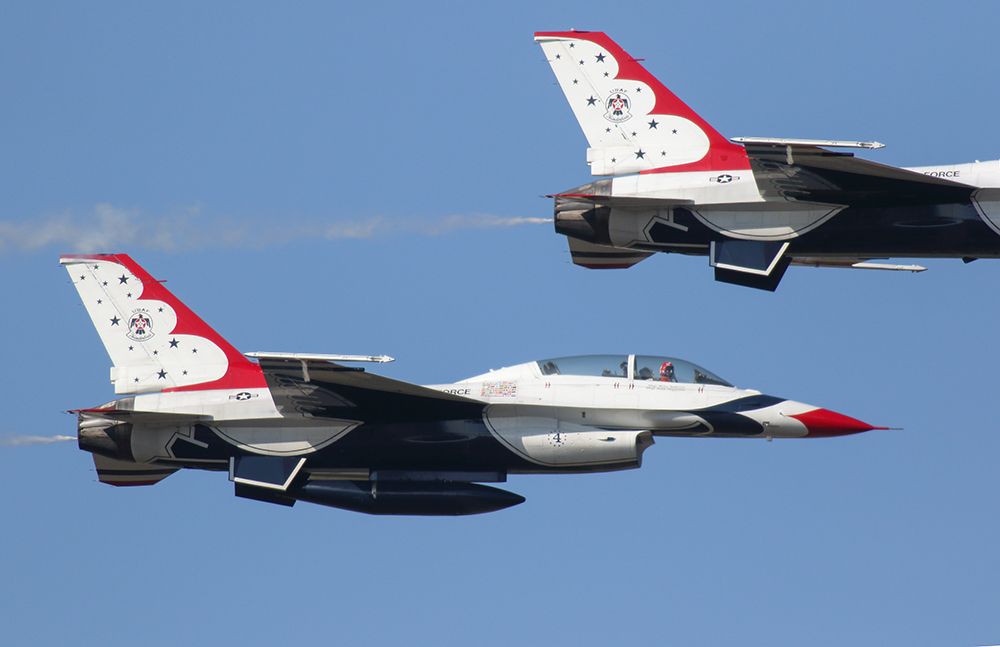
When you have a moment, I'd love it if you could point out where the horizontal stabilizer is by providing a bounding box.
[229,455,306,491]
[74,407,206,424]
[93,455,177,487]
[568,238,652,269]
[552,192,693,208]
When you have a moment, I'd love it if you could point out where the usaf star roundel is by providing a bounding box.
[126,309,155,342]
[604,90,632,123]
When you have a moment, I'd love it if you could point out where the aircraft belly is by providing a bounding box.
[128,421,362,463]
[144,417,541,472]
[791,201,1000,257]
[624,199,1000,258]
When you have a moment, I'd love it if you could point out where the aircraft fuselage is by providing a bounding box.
[79,355,876,484]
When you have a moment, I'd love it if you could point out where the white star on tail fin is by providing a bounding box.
[60,253,265,395]
[534,30,749,176]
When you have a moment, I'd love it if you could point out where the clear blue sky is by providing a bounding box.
[2,2,999,645]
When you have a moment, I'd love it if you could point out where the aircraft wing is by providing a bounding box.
[551,178,694,208]
[255,357,485,424]
[743,142,975,205]
[552,192,694,208]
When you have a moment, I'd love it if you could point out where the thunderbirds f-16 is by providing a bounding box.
[536,30,1000,290]
[62,254,882,515]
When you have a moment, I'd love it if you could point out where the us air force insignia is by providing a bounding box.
[126,309,154,342]
[710,174,738,184]
[604,90,632,123]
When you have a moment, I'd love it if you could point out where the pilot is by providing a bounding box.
[659,361,675,382]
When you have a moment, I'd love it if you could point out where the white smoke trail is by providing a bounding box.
[409,214,552,236]
[0,435,76,447]
[322,214,552,239]
[0,204,551,254]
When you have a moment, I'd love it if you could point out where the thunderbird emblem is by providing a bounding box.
[126,309,154,342]
[604,90,632,123]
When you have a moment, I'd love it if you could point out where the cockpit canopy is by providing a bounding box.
[536,354,732,386]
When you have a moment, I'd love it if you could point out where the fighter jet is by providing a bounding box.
[63,254,882,515]
[535,30,1000,290]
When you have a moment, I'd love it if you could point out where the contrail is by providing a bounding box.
[0,435,76,447]
[0,204,552,254]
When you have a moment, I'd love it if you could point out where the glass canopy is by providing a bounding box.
[536,354,731,386]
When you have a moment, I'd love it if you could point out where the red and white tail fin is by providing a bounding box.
[61,254,265,395]
[534,30,749,176]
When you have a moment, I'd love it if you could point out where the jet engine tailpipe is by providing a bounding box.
[77,417,134,461]
[554,199,612,245]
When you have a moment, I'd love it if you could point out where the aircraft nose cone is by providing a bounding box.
[788,407,884,437]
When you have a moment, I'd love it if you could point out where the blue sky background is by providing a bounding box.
[1,2,999,645]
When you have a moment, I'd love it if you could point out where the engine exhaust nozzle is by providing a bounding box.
[554,199,612,245]
[77,418,134,461]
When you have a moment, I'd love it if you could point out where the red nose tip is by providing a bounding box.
[789,408,885,437]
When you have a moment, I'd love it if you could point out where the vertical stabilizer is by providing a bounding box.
[535,30,749,176]
[61,254,266,395]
